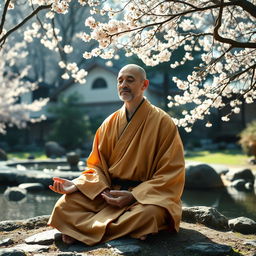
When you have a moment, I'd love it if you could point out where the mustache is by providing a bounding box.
[120,88,131,93]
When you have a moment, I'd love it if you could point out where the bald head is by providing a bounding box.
[119,64,147,81]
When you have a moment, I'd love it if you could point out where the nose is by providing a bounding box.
[119,80,127,88]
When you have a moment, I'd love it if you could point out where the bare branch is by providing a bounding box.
[0,4,51,47]
[213,1,256,48]
[229,0,256,19]
[0,0,11,35]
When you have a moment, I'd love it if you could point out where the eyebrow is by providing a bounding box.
[117,75,135,80]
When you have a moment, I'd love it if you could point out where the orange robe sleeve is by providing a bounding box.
[73,128,110,200]
[131,116,185,232]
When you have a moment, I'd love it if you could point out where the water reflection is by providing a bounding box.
[0,186,61,221]
[0,186,255,221]
[182,187,256,221]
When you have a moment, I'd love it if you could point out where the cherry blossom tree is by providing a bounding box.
[0,0,90,133]
[0,42,48,134]
[1,0,256,132]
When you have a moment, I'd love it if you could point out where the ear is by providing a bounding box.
[142,79,149,91]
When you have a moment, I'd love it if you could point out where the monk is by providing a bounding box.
[48,64,185,245]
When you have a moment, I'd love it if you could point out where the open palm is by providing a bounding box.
[49,177,77,194]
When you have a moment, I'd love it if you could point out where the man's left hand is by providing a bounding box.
[101,190,136,208]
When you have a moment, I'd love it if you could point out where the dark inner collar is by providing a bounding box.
[125,98,145,122]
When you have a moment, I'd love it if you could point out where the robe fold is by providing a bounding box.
[48,99,185,245]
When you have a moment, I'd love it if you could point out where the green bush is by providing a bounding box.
[239,120,256,157]
[48,93,91,150]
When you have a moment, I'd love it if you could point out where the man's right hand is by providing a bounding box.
[49,177,78,194]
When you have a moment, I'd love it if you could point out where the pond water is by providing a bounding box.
[0,186,255,222]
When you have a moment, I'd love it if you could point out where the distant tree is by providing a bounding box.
[239,120,256,161]
[48,93,91,150]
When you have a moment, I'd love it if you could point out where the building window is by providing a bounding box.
[92,78,108,89]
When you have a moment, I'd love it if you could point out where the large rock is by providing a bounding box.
[45,141,65,158]
[185,164,224,189]
[3,187,27,201]
[18,183,44,192]
[228,217,256,234]
[225,168,255,184]
[182,206,228,230]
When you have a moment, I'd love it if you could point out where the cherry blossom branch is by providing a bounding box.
[230,0,256,19]
[0,0,11,35]
[0,4,51,47]
[214,0,256,49]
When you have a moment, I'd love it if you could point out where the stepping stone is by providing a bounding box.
[12,244,49,253]
[25,229,61,245]
[106,238,140,247]
[106,238,142,255]
[65,243,88,252]
[185,242,232,256]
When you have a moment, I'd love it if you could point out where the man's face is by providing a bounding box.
[117,67,145,103]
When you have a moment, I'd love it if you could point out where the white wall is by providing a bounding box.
[60,66,120,103]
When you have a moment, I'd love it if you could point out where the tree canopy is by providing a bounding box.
[0,0,255,132]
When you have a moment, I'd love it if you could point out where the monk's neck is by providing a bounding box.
[125,97,144,120]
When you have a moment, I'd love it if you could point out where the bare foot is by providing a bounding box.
[139,232,158,241]
[62,234,76,245]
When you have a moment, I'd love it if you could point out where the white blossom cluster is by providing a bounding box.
[23,21,88,84]
[80,0,256,130]
[59,61,88,84]
[0,43,48,134]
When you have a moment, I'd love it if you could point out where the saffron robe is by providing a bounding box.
[48,99,185,245]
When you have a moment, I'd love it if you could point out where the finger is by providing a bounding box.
[109,190,128,196]
[102,194,120,206]
[53,177,66,183]
[49,185,55,192]
[49,184,63,194]
[56,182,63,193]
[102,190,116,198]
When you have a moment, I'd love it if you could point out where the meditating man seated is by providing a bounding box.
[48,64,185,245]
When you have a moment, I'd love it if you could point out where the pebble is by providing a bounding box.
[0,248,26,256]
[0,238,13,246]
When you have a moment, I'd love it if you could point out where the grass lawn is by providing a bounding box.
[185,148,255,168]
[8,151,47,160]
[7,149,255,170]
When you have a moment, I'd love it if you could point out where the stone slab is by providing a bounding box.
[25,229,61,245]
[185,242,232,256]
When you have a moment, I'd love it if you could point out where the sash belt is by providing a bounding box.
[111,178,142,190]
